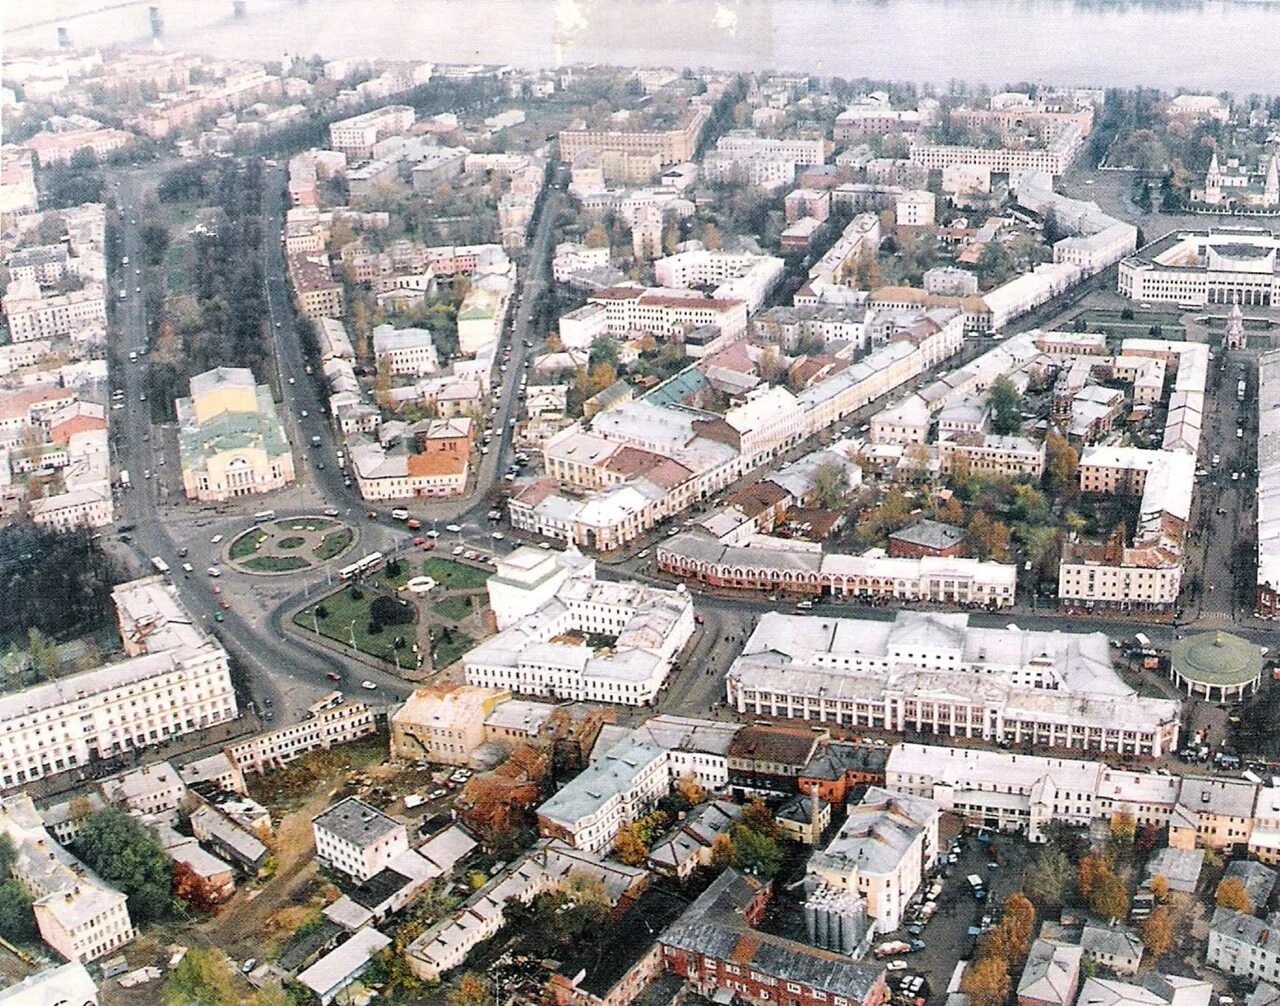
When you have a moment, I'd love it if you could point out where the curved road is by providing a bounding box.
[107,159,564,725]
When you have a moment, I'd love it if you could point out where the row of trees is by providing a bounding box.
[149,158,270,415]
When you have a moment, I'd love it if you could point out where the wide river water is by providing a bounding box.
[10,0,1280,94]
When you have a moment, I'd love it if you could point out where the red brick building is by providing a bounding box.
[661,869,888,1006]
[797,742,888,805]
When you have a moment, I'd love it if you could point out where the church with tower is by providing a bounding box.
[1224,297,1247,350]
[1193,150,1280,212]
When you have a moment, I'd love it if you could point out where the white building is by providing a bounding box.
[464,549,695,706]
[654,250,785,314]
[592,714,739,792]
[0,577,235,790]
[313,797,411,881]
[729,612,1181,759]
[1119,228,1280,308]
[372,324,439,376]
[536,738,669,852]
[0,794,134,963]
[0,961,98,1006]
[807,787,939,933]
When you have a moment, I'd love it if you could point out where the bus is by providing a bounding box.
[338,551,384,582]
[253,509,277,522]
[151,556,170,574]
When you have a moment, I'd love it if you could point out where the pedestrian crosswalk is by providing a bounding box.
[1195,610,1234,626]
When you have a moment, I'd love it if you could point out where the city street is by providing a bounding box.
[102,157,565,727]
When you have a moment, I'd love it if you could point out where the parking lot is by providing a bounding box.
[880,823,1033,1004]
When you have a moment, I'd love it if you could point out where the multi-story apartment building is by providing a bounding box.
[654,251,785,315]
[807,787,939,933]
[1,277,107,342]
[1168,776,1258,852]
[0,793,135,962]
[587,286,749,342]
[909,122,1085,177]
[313,797,411,881]
[224,700,376,774]
[464,549,695,706]
[390,684,512,765]
[558,106,710,166]
[593,715,739,793]
[1208,907,1280,983]
[0,577,235,789]
[24,128,132,166]
[661,869,888,1006]
[1259,350,1280,618]
[729,612,1181,758]
[536,738,669,852]
[329,105,416,160]
[372,324,439,376]
[288,252,345,319]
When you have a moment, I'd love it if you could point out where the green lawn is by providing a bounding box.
[294,586,406,664]
[243,555,310,573]
[435,594,482,623]
[277,536,305,550]
[421,558,490,591]
[314,528,354,561]
[430,626,475,668]
[230,530,268,560]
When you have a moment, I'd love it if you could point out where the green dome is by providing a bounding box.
[1170,631,1264,688]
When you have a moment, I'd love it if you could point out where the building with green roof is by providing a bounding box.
[177,367,295,502]
[1169,631,1264,702]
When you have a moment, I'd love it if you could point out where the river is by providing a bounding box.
[9,0,1280,94]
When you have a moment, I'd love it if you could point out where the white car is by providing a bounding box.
[491,531,504,540]
[886,960,908,972]
[445,524,462,533]
[360,680,377,690]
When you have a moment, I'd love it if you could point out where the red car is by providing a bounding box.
[412,537,426,546]
[219,600,230,610]
[212,585,222,595]
[326,672,341,682]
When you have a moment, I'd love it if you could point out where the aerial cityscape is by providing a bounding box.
[1,7,1280,1006]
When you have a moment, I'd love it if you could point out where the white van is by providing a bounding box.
[253,509,276,521]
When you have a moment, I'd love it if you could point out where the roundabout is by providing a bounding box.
[226,515,357,575]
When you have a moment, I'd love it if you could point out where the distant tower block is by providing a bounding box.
[233,0,246,16]
[56,26,71,47]
[149,6,164,35]
[1225,298,1246,351]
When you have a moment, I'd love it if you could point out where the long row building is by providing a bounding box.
[1259,349,1280,617]
[0,576,237,791]
[726,611,1182,757]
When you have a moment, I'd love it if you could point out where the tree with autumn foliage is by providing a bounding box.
[1141,904,1175,960]
[675,773,707,806]
[1149,874,1170,900]
[710,833,736,867]
[449,972,491,1006]
[613,822,650,866]
[1216,877,1253,913]
[737,797,777,838]
[961,956,1011,1006]
[1110,809,1137,849]
[172,860,219,913]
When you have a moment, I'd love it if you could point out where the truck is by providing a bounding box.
[151,556,170,574]
[119,469,130,489]
[874,941,912,959]
[967,874,986,898]
[1134,632,1152,649]
[1239,380,1247,401]
[311,435,321,448]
